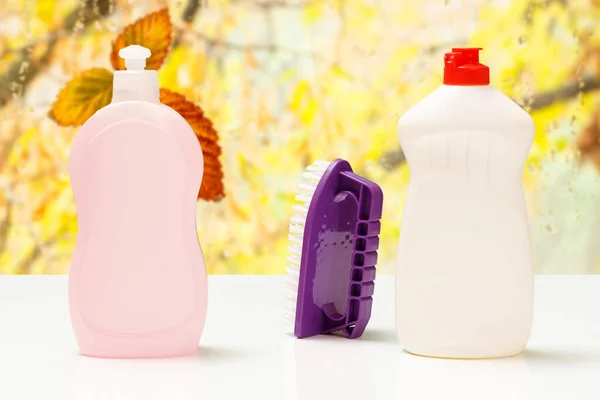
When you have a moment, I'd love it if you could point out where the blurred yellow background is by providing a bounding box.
[1,0,599,274]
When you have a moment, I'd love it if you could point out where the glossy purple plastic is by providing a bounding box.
[294,159,383,339]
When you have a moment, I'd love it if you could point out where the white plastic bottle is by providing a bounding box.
[395,48,534,359]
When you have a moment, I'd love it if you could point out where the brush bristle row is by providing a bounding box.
[284,161,331,326]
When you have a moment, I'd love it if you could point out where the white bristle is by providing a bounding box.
[285,277,300,289]
[295,193,313,203]
[286,271,300,280]
[287,254,301,265]
[286,287,298,295]
[299,181,318,189]
[288,237,303,248]
[292,204,308,214]
[284,292,297,302]
[284,160,332,331]
[302,172,323,181]
[291,216,307,224]
[289,225,304,235]
[306,163,328,171]
[288,245,301,255]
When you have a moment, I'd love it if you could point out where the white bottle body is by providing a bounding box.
[395,85,534,359]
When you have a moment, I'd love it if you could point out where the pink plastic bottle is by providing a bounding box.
[68,45,208,358]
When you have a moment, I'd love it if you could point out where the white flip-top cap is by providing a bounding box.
[119,45,152,70]
[112,45,159,102]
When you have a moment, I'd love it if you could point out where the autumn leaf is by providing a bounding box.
[49,68,113,127]
[160,88,225,202]
[110,8,172,71]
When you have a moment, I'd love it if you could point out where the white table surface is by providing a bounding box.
[0,275,599,400]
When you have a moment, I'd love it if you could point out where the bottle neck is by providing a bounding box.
[111,70,160,103]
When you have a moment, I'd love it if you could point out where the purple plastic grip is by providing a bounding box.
[294,159,383,339]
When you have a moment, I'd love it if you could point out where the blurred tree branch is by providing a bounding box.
[0,1,114,272]
[175,0,328,63]
[380,149,407,169]
[525,75,600,110]
[190,31,321,58]
[0,124,20,172]
[183,0,203,23]
[0,0,114,108]
[0,120,21,256]
[0,201,12,255]
[175,0,308,51]
[173,0,205,48]
[380,75,600,170]
[0,32,64,59]
[14,233,59,274]
[229,0,309,9]
[524,0,567,22]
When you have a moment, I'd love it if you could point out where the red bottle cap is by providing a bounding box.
[443,48,490,86]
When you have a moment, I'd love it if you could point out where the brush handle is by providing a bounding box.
[339,171,382,338]
[294,159,383,339]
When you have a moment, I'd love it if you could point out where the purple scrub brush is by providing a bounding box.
[285,159,383,339]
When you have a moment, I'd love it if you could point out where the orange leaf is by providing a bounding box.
[160,88,225,202]
[49,68,113,127]
[110,8,172,71]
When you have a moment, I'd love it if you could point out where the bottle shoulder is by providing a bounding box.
[397,85,534,139]
[73,101,198,153]
[83,101,190,131]
[70,101,202,172]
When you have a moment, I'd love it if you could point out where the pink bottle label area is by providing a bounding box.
[70,119,205,341]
